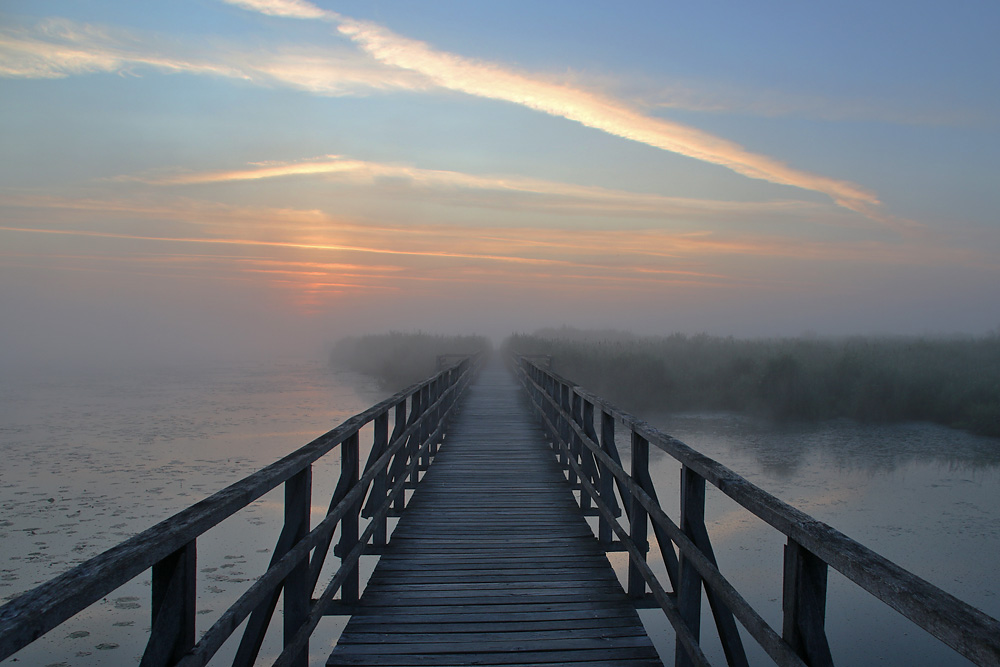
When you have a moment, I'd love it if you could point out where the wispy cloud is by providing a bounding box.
[7,5,894,225]
[337,18,880,215]
[127,155,826,223]
[0,18,430,94]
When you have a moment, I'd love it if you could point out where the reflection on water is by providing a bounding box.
[0,361,384,665]
[633,411,1000,666]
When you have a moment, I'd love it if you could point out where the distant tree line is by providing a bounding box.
[329,332,491,390]
[504,329,1000,437]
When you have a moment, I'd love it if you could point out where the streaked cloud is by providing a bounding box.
[7,5,892,225]
[332,14,882,216]
[0,18,430,94]
[127,155,826,223]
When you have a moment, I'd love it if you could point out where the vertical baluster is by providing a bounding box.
[576,395,592,511]
[339,433,360,604]
[599,410,616,545]
[372,411,389,546]
[627,432,649,599]
[419,385,431,472]
[545,375,556,439]
[283,466,311,667]
[676,464,705,667]
[409,391,423,488]
[388,399,408,514]
[783,539,834,667]
[142,540,196,667]
[560,384,573,479]
[428,379,440,458]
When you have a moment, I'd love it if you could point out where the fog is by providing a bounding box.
[4,267,998,374]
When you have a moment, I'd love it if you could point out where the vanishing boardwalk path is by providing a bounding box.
[328,360,662,666]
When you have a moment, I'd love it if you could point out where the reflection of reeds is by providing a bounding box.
[330,332,491,390]
[504,329,1000,437]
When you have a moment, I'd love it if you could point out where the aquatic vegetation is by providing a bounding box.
[504,329,1000,437]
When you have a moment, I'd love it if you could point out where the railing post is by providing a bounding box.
[339,433,360,604]
[627,432,649,599]
[372,411,389,546]
[676,464,705,667]
[428,378,441,457]
[419,385,431,471]
[571,392,588,509]
[283,466,311,667]
[598,409,616,545]
[560,383,573,478]
[783,538,834,667]
[580,399,598,513]
[391,400,408,514]
[409,391,423,487]
[141,540,196,667]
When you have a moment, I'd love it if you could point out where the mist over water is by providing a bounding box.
[0,360,384,664]
[1,338,997,666]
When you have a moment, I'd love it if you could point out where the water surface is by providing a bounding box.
[627,412,1000,666]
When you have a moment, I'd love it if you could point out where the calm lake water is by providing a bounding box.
[629,411,1000,666]
[1,362,998,665]
[0,360,385,665]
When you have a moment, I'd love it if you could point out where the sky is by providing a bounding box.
[2,0,999,364]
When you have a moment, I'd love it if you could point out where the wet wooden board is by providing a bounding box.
[328,360,663,667]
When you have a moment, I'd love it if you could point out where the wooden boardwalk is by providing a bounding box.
[328,360,663,666]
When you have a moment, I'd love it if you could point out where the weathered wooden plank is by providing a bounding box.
[332,635,657,654]
[339,622,645,638]
[328,647,661,666]
[328,359,662,666]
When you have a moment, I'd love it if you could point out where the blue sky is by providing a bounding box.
[1,0,998,363]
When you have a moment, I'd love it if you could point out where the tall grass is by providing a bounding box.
[505,329,1000,437]
[330,332,491,390]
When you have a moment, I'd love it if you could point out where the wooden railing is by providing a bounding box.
[0,355,480,667]
[513,354,1000,667]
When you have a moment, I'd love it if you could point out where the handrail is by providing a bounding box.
[0,353,481,665]
[512,354,1000,667]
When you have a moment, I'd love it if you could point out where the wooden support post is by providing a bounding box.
[339,433,361,604]
[598,410,616,545]
[419,385,431,471]
[676,464,705,667]
[627,432,649,599]
[409,392,423,487]
[372,412,389,546]
[283,466,311,667]
[550,377,561,445]
[141,540,195,667]
[572,393,590,510]
[428,380,440,457]
[560,384,573,479]
[783,538,834,667]
[391,400,408,514]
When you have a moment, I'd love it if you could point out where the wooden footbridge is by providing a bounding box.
[1,354,999,666]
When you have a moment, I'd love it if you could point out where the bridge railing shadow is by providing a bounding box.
[513,354,1000,667]
[0,354,481,667]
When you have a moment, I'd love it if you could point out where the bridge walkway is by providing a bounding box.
[327,359,662,666]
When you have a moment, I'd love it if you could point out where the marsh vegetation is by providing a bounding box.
[329,332,491,390]
[505,328,1000,437]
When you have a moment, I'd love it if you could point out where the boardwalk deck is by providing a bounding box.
[327,360,662,666]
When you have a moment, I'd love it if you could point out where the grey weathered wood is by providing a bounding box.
[783,539,833,667]
[284,467,312,667]
[328,359,662,667]
[141,540,196,667]
[628,433,650,600]
[0,356,477,665]
[515,355,1000,667]
[675,465,705,667]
